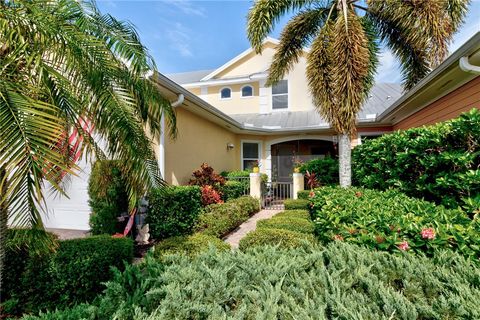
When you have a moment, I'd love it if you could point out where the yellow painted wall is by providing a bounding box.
[186,41,315,114]
[164,108,237,185]
[188,87,201,96]
[203,83,260,114]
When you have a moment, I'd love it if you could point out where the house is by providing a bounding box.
[43,32,480,230]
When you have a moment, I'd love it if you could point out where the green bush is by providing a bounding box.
[153,233,230,258]
[297,190,311,199]
[257,217,315,234]
[88,160,129,235]
[2,232,133,315]
[310,186,480,259]
[219,180,245,201]
[146,186,202,240]
[353,108,480,210]
[274,209,310,220]
[299,156,339,185]
[284,198,310,210]
[195,196,260,238]
[239,228,316,251]
[25,243,480,320]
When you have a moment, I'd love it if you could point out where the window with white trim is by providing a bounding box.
[242,142,260,170]
[241,85,253,97]
[220,87,231,99]
[272,80,288,109]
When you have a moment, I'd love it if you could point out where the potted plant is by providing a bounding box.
[252,160,260,173]
[292,155,303,173]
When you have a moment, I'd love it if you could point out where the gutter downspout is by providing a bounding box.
[459,56,480,74]
[159,93,184,180]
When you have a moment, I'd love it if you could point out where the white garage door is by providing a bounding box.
[41,158,91,230]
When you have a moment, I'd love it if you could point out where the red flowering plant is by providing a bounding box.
[305,170,320,190]
[201,185,223,206]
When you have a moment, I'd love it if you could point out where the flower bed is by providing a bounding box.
[310,186,480,259]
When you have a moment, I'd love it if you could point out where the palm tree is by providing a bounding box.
[247,0,469,187]
[0,0,176,293]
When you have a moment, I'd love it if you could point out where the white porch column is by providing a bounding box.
[159,113,165,179]
[292,173,304,199]
[250,173,262,199]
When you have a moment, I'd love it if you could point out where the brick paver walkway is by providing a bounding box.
[46,228,89,240]
[224,208,283,248]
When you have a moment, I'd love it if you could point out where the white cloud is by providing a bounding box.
[165,22,193,57]
[165,0,206,17]
[375,49,402,83]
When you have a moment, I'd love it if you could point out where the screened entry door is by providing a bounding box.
[275,144,295,182]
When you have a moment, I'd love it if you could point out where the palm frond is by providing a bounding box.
[247,0,318,53]
[267,7,330,86]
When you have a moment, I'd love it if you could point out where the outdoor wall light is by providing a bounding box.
[227,143,235,150]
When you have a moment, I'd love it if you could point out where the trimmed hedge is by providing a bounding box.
[153,233,230,258]
[88,160,129,235]
[257,217,315,234]
[147,186,202,240]
[274,209,310,220]
[299,156,338,185]
[297,190,311,200]
[353,108,480,210]
[2,231,133,315]
[220,180,245,201]
[310,186,480,259]
[31,242,480,319]
[238,228,316,251]
[195,196,260,238]
[284,198,310,210]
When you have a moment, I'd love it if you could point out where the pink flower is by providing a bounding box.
[421,228,436,240]
[333,234,344,241]
[397,241,409,251]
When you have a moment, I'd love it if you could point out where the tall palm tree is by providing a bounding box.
[0,0,176,293]
[247,0,470,187]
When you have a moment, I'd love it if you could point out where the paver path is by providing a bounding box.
[47,228,89,240]
[224,208,283,248]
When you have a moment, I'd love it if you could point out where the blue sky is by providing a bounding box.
[97,0,480,83]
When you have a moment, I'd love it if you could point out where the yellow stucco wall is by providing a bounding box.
[164,108,237,185]
[203,83,260,114]
[187,41,315,114]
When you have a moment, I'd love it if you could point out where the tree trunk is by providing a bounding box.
[338,133,352,187]
[0,167,7,300]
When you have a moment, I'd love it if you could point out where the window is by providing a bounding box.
[242,142,260,170]
[241,85,253,97]
[272,80,288,109]
[220,87,231,99]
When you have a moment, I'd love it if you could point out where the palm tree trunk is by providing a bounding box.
[338,133,352,187]
[0,167,8,299]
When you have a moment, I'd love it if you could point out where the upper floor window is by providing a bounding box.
[241,85,253,97]
[220,87,231,99]
[272,80,288,109]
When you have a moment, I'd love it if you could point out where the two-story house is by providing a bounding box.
[161,37,401,184]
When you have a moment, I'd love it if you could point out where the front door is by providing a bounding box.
[276,144,295,182]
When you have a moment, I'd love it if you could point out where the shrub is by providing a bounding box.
[353,108,480,210]
[2,232,133,315]
[257,217,315,234]
[299,156,338,186]
[284,198,310,210]
[153,233,230,258]
[297,190,312,199]
[25,243,480,320]
[88,160,129,235]
[274,209,310,220]
[201,185,223,206]
[146,186,202,240]
[220,180,245,201]
[195,196,260,238]
[310,186,480,259]
[239,228,316,251]
[188,163,225,189]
